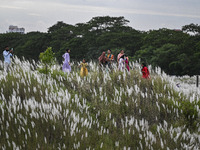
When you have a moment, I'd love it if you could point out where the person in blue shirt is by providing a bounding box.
[3,46,13,72]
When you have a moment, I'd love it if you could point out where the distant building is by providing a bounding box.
[8,25,25,34]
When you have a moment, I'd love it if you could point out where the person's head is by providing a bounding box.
[142,63,146,67]
[107,49,111,54]
[66,49,70,53]
[102,52,106,56]
[120,50,124,54]
[82,59,86,63]
[5,46,9,51]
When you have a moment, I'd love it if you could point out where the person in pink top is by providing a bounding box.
[117,50,124,64]
[118,55,130,72]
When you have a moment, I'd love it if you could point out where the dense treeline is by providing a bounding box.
[0,16,200,76]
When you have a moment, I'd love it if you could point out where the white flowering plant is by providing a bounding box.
[0,56,199,149]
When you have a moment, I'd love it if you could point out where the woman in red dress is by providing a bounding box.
[141,63,150,79]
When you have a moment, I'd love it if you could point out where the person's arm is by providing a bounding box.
[111,55,114,61]
[3,51,7,57]
[66,53,70,65]
[147,68,150,76]
[141,67,145,73]
[117,54,120,62]
[105,56,108,62]
[9,50,13,57]
[68,54,70,64]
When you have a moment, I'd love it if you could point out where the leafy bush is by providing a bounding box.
[39,47,55,74]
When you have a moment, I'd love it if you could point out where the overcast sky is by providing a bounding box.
[0,0,200,33]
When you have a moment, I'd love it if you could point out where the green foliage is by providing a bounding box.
[180,101,199,126]
[134,28,199,75]
[182,23,200,35]
[38,68,51,74]
[39,47,55,65]
[151,44,178,74]
[39,47,55,74]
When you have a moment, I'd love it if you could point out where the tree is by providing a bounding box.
[48,21,73,33]
[134,46,155,64]
[150,44,178,74]
[15,32,49,60]
[142,28,188,48]
[182,23,200,35]
[86,16,130,34]
[39,47,55,74]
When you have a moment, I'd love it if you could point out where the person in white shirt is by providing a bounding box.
[3,46,13,72]
[118,55,125,71]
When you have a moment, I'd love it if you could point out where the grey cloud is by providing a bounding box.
[0,0,200,33]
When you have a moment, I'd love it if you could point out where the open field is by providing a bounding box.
[0,57,199,149]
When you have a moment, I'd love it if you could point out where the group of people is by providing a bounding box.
[98,49,130,71]
[62,49,88,78]
[62,48,150,79]
[2,46,150,79]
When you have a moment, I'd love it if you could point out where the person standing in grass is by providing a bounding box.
[3,46,13,72]
[106,49,114,68]
[117,50,124,64]
[118,55,125,71]
[141,63,150,79]
[80,59,88,77]
[62,49,71,73]
[98,52,107,66]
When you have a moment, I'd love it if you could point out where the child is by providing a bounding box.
[80,59,88,77]
[141,63,150,79]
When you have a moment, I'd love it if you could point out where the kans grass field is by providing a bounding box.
[0,56,200,150]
